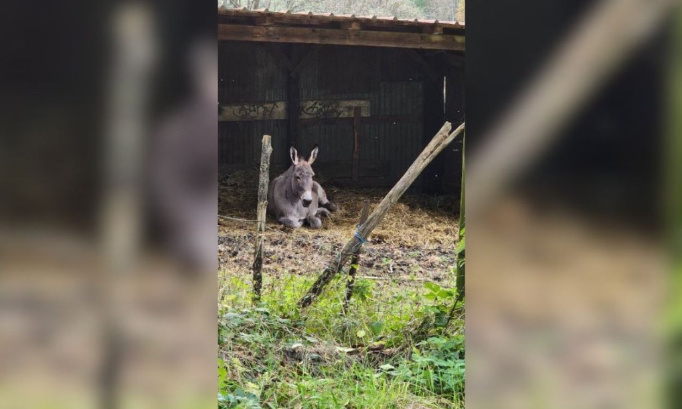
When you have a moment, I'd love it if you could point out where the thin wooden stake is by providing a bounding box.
[446,133,465,329]
[456,133,465,299]
[343,199,370,313]
[299,121,465,309]
[253,134,272,303]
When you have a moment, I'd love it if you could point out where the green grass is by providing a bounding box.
[218,272,464,409]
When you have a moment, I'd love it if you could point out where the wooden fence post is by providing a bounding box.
[446,133,465,329]
[456,133,465,299]
[253,135,272,303]
[299,121,465,309]
[343,199,370,313]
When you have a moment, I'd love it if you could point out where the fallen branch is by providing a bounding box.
[299,121,465,308]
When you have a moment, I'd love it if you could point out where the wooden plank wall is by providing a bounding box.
[219,41,463,192]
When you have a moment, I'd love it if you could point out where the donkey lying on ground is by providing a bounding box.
[268,145,338,228]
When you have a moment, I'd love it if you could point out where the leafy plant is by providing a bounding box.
[417,281,457,329]
[387,335,465,404]
[218,270,464,408]
[351,277,374,302]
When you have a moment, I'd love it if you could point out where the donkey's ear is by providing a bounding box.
[290,146,299,164]
[308,144,319,165]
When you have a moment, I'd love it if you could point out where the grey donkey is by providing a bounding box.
[267,145,338,228]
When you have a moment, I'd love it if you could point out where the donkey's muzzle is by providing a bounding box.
[302,199,312,207]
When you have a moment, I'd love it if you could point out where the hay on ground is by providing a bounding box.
[219,168,460,287]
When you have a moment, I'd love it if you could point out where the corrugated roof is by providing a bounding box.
[218,6,465,31]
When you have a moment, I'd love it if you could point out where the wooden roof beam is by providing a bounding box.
[341,21,362,30]
[218,24,464,51]
[423,25,444,34]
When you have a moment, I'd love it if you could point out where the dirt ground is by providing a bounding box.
[218,169,460,285]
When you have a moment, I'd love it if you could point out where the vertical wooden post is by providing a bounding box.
[352,106,362,183]
[286,50,300,164]
[343,199,370,313]
[253,134,272,303]
[667,4,682,400]
[443,59,465,195]
[446,133,465,329]
[421,75,446,194]
[262,44,319,166]
[456,134,465,299]
[101,4,157,409]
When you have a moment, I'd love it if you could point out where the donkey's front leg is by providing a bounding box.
[278,216,303,228]
[306,215,322,229]
[313,182,338,212]
[316,207,331,218]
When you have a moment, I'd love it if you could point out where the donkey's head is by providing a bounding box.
[289,145,318,207]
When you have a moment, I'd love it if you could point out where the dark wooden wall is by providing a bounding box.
[219,41,464,195]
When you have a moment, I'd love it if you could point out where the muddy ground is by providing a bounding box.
[219,169,460,286]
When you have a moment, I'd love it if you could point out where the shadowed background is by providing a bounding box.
[0,1,217,408]
[466,0,676,408]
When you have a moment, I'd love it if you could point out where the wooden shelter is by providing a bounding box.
[218,7,465,193]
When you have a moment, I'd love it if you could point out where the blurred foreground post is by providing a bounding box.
[299,121,465,309]
[100,3,157,409]
[253,135,272,303]
[343,199,370,314]
[467,0,677,217]
[101,3,157,272]
[667,2,682,403]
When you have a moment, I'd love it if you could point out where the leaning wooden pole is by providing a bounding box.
[252,135,272,303]
[299,121,465,308]
[343,199,370,314]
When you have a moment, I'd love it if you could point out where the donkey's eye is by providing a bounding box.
[296,176,301,181]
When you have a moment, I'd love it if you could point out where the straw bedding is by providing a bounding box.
[219,169,459,286]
